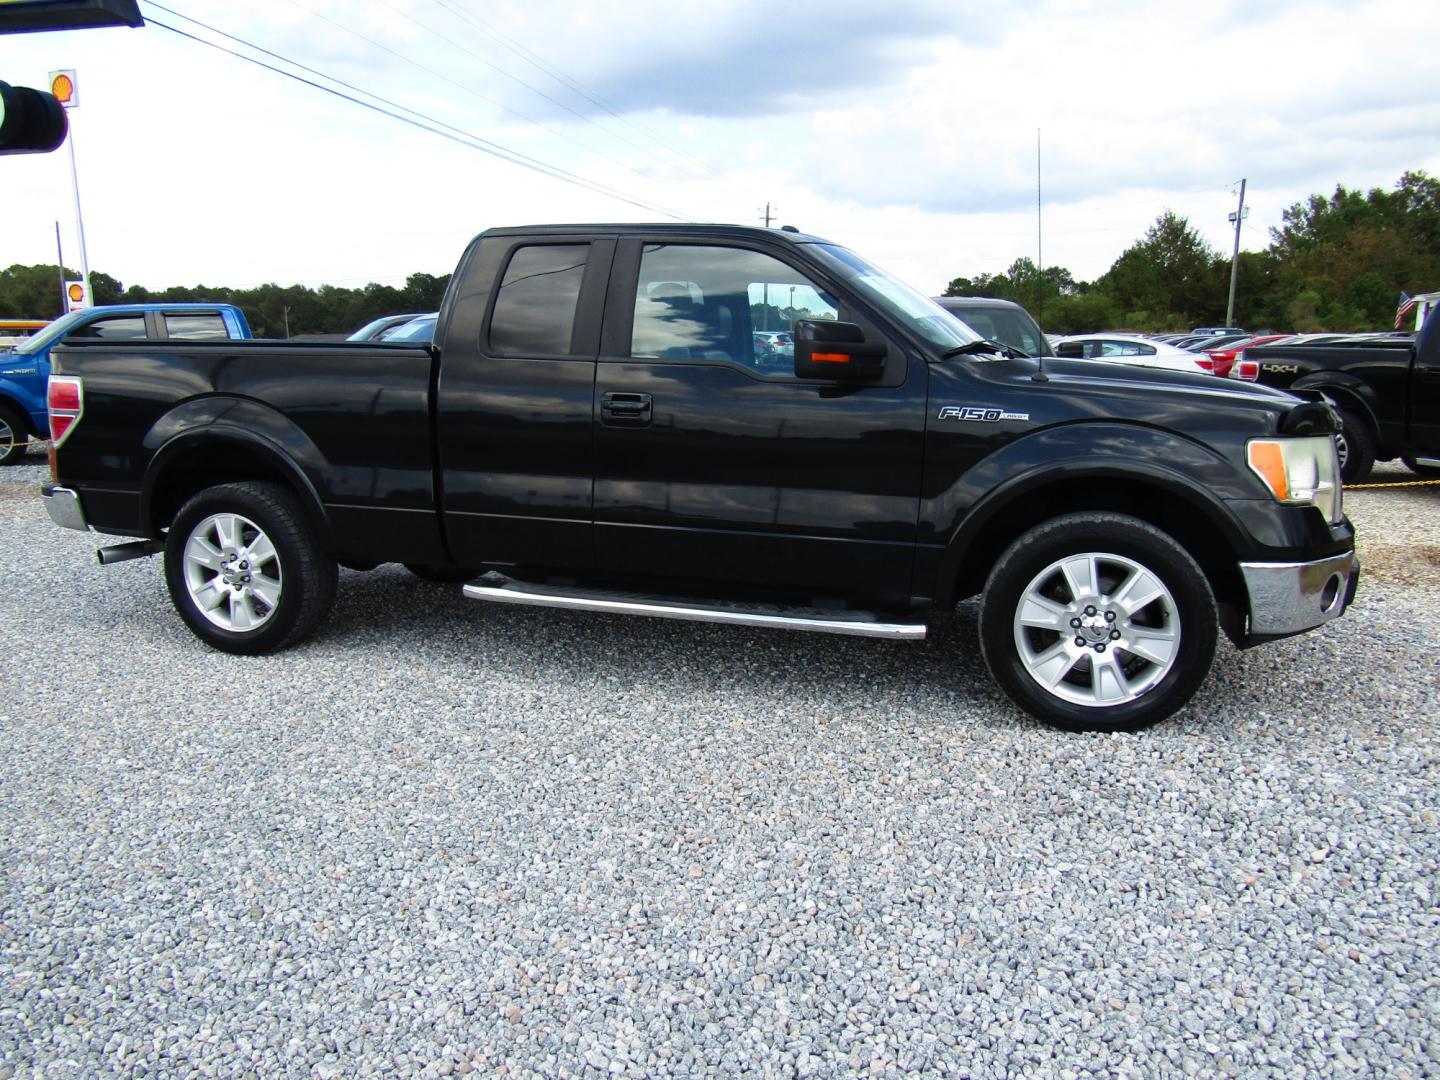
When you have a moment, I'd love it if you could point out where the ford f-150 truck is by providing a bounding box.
[0,302,251,465]
[1229,307,1439,482]
[41,225,1358,731]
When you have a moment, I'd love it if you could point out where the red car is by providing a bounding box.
[1204,334,1293,377]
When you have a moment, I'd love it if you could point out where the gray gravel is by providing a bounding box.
[3,444,1438,1078]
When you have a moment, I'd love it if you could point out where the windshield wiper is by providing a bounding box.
[940,339,1028,360]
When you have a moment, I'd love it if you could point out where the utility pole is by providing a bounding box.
[758,203,777,328]
[1226,178,1247,328]
[1036,128,1043,325]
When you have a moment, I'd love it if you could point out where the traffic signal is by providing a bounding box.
[0,80,68,154]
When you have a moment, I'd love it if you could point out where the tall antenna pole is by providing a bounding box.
[1226,178,1247,328]
[1036,128,1043,324]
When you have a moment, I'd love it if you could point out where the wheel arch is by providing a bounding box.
[1291,375,1377,440]
[142,426,332,545]
[941,469,1252,645]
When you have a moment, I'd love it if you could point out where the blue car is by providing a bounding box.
[0,303,251,464]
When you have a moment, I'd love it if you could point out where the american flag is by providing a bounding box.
[1395,291,1418,330]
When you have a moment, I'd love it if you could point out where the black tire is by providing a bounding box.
[977,512,1218,733]
[1401,456,1440,478]
[404,563,477,583]
[164,482,337,655]
[1335,411,1375,484]
[0,402,28,466]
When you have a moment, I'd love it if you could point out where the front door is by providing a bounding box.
[592,239,926,607]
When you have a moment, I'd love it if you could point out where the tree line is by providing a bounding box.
[944,170,1439,333]
[3,170,1436,336]
[0,266,451,338]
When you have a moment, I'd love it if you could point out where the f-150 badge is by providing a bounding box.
[938,405,1030,422]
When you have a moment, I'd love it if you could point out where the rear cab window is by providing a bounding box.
[489,245,589,356]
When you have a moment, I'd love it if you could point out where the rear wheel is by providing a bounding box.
[164,482,337,654]
[978,513,1218,732]
[1335,411,1375,484]
[0,403,28,466]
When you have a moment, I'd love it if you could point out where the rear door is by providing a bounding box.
[437,235,614,570]
[591,237,926,606]
[1410,311,1440,450]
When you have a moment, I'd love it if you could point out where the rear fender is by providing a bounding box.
[141,396,332,542]
[1290,373,1377,434]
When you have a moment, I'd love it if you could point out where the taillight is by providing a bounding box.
[1211,356,1235,378]
[1233,359,1260,381]
[1194,356,1215,372]
[48,375,84,446]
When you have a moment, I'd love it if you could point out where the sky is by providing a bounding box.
[2,0,1438,302]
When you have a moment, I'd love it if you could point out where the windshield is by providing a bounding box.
[812,243,979,348]
[938,303,1046,356]
[14,309,94,355]
[810,244,980,351]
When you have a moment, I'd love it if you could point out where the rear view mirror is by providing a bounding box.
[793,320,886,381]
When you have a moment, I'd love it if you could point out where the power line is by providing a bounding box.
[421,0,726,183]
[140,6,700,221]
[277,0,671,189]
[366,0,695,179]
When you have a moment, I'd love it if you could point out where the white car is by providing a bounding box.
[1053,334,1217,374]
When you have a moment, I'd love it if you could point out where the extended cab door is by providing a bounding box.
[591,237,926,606]
[437,235,614,571]
[1410,309,1440,451]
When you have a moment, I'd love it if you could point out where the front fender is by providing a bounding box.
[923,422,1263,601]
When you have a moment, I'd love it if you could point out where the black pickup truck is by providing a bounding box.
[41,225,1358,731]
[1230,307,1440,482]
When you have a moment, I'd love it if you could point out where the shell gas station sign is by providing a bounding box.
[64,280,88,312]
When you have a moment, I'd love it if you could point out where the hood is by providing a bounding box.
[937,354,1335,443]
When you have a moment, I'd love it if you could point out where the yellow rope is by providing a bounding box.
[1346,479,1440,489]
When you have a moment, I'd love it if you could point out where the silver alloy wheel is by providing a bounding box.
[1012,551,1180,707]
[1334,431,1349,469]
[182,512,283,632]
[0,416,14,452]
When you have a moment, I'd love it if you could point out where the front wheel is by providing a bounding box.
[164,481,337,654]
[978,513,1218,732]
[0,403,28,466]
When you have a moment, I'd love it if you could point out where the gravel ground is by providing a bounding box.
[2,444,1438,1078]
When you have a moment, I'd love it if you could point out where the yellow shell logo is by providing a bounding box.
[67,283,85,302]
[51,73,75,104]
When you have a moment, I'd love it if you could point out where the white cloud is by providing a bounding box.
[1,0,1436,305]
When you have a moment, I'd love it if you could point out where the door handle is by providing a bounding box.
[601,392,653,424]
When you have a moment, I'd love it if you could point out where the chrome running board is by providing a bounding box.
[462,573,926,640]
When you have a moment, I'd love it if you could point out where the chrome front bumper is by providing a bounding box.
[41,484,90,532]
[1240,550,1358,637]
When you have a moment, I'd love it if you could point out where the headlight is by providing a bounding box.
[1247,436,1343,524]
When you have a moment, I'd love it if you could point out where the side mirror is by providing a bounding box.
[793,320,886,381]
[1055,341,1084,359]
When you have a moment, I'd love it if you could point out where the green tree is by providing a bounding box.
[1096,210,1224,329]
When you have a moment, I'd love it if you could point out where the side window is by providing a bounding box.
[69,315,147,340]
[489,244,588,356]
[1098,340,1144,357]
[632,244,838,377]
[164,313,228,340]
